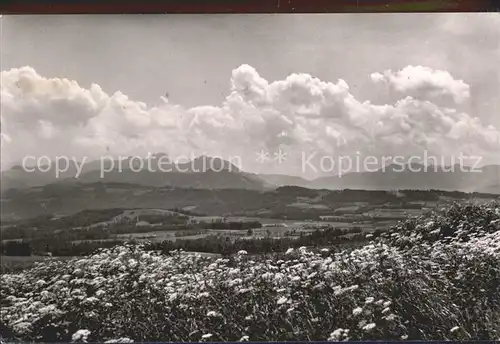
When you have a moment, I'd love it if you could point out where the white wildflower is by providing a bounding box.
[352,307,363,316]
[104,338,134,343]
[228,268,240,276]
[307,272,317,279]
[385,313,396,321]
[35,279,46,286]
[128,259,138,268]
[71,329,91,342]
[39,304,58,315]
[84,297,98,304]
[362,323,376,331]
[277,296,288,305]
[328,328,345,341]
[12,322,32,334]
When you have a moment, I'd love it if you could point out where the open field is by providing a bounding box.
[82,219,378,244]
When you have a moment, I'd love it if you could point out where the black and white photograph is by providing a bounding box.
[1,13,500,342]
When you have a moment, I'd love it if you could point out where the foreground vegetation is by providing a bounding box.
[1,202,499,342]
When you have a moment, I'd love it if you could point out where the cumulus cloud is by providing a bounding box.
[370,65,471,104]
[1,64,499,176]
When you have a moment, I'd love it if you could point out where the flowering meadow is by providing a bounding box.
[1,201,500,342]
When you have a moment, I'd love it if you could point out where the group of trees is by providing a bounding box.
[144,227,384,256]
[1,225,383,258]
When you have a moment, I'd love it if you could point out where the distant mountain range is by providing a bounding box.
[1,154,499,194]
[309,163,500,194]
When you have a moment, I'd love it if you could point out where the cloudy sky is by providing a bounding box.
[1,14,499,176]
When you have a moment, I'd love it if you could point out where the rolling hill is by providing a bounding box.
[1,182,498,221]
